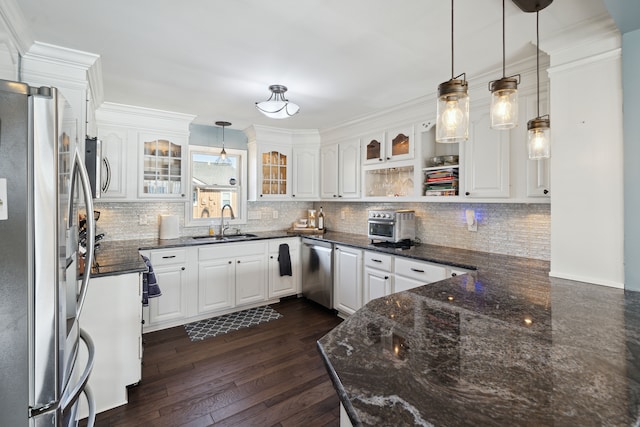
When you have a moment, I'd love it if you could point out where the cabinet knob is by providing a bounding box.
[333,195,337,198]
[228,261,232,264]
[379,158,383,162]
[384,276,389,280]
[543,189,549,195]
[260,194,263,197]
[451,272,457,277]
[292,194,295,197]
[386,157,390,160]
[181,194,185,197]
[237,260,241,264]
[270,256,274,259]
[338,195,343,198]
[465,192,470,196]
[181,267,185,271]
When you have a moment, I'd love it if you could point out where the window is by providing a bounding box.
[186,146,247,227]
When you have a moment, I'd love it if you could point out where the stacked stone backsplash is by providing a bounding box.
[93,199,550,261]
[93,200,313,241]
[314,202,550,261]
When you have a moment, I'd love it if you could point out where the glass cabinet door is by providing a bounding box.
[260,150,287,196]
[141,139,184,197]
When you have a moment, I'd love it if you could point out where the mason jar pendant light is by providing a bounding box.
[489,0,520,130]
[436,0,469,144]
[527,9,550,159]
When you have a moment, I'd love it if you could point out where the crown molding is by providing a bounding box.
[95,102,196,133]
[0,0,33,55]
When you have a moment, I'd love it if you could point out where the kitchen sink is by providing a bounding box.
[192,233,258,241]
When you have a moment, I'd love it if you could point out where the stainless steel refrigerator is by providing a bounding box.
[0,79,97,426]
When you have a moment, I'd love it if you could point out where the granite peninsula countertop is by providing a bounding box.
[316,248,640,426]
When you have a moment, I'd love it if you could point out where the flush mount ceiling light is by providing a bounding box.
[436,0,469,144]
[489,0,520,130]
[526,2,552,160]
[255,85,300,119]
[215,121,231,162]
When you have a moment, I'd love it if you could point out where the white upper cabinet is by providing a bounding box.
[463,111,510,198]
[96,126,131,199]
[321,139,361,199]
[362,125,414,165]
[251,143,292,200]
[95,103,195,201]
[292,145,319,200]
[138,134,189,199]
[245,125,321,201]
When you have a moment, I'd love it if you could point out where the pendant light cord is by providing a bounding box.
[502,0,506,78]
[536,10,540,118]
[451,0,454,79]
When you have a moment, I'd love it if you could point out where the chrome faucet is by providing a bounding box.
[220,204,235,237]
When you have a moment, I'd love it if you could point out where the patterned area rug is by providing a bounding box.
[184,306,283,342]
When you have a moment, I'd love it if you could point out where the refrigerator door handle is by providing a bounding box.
[71,148,95,318]
[60,328,95,416]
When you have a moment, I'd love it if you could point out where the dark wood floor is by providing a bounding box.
[90,297,343,427]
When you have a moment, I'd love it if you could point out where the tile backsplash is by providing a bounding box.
[94,200,550,261]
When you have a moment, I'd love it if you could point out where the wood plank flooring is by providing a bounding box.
[90,297,343,427]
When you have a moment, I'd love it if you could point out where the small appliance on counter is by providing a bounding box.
[368,209,416,249]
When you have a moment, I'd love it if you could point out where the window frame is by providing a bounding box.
[184,145,248,228]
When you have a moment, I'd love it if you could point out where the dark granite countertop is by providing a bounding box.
[317,247,640,426]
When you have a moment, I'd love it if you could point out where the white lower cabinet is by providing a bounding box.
[198,258,235,313]
[235,253,268,306]
[393,257,447,292]
[268,238,301,298]
[334,245,363,316]
[147,248,188,325]
[363,251,392,304]
[78,272,142,417]
[198,241,268,314]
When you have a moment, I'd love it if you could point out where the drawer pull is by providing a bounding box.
[162,255,177,259]
[384,276,389,280]
[181,267,185,271]
[451,272,457,277]
[410,268,425,273]
[372,259,382,263]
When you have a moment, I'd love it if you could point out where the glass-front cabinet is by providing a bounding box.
[362,126,414,165]
[252,144,291,199]
[139,135,187,198]
[261,150,288,196]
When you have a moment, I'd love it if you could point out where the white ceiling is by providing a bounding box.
[15,0,610,131]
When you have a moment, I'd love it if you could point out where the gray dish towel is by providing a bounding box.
[278,243,292,276]
[141,255,162,306]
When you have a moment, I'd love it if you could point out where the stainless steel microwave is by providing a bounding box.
[367,209,416,243]
[84,137,103,199]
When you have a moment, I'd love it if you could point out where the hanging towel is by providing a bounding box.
[278,243,292,276]
[141,255,162,306]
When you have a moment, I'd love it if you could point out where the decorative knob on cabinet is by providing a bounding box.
[465,192,470,196]
[181,267,185,271]
[379,158,383,162]
[543,189,549,195]
[451,272,457,277]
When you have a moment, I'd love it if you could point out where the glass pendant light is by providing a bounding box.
[436,0,469,143]
[255,85,300,119]
[489,0,519,130]
[215,121,231,161]
[527,10,550,159]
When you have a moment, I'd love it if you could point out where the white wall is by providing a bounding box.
[622,29,640,291]
[547,18,625,288]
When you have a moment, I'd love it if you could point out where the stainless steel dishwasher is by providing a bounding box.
[301,238,334,309]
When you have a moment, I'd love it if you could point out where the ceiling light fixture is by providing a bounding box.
[436,0,469,144]
[255,85,300,119]
[527,6,551,159]
[489,0,520,130]
[215,121,231,161]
